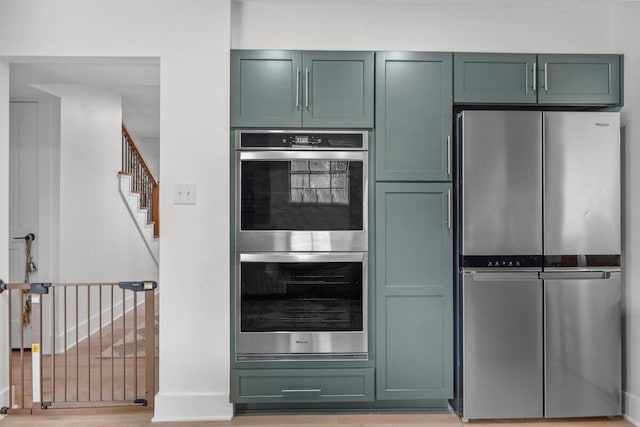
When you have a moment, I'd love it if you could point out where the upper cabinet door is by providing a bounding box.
[536,54,621,106]
[231,50,302,128]
[302,51,374,128]
[376,52,453,181]
[454,53,537,104]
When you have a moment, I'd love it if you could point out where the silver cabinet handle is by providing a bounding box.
[305,67,309,110]
[296,67,300,109]
[447,189,451,230]
[539,271,611,281]
[446,135,451,176]
[532,62,537,92]
[544,63,548,91]
[282,388,321,394]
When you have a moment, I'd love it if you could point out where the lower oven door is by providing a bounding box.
[236,252,368,359]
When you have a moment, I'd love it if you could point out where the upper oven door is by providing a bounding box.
[236,150,368,252]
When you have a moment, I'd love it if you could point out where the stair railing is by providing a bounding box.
[121,126,159,237]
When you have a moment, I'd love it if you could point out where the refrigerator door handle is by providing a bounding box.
[539,271,611,280]
[447,189,451,230]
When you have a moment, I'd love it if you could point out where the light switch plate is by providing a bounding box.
[174,183,196,205]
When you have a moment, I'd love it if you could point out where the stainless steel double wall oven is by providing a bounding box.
[234,130,369,359]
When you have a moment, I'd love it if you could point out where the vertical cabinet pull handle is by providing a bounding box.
[544,63,548,91]
[447,135,451,176]
[296,67,300,109]
[447,189,451,230]
[305,67,309,110]
[533,62,537,92]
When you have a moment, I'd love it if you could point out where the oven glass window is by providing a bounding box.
[240,262,363,332]
[240,160,364,230]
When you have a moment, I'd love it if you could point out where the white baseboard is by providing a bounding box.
[624,391,640,426]
[152,392,233,422]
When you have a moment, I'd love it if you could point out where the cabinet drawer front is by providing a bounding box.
[231,368,374,403]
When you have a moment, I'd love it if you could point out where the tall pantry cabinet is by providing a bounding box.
[374,51,454,400]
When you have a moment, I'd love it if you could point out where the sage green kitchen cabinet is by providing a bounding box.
[231,50,302,128]
[376,52,453,181]
[302,51,374,128]
[231,50,374,128]
[454,53,537,104]
[536,54,621,105]
[454,52,622,106]
[231,368,375,403]
[375,182,453,400]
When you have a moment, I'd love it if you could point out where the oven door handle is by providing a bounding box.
[239,151,367,161]
[240,252,366,263]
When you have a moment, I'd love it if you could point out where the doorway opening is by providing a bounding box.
[4,57,160,414]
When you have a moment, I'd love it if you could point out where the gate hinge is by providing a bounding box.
[0,279,6,294]
[0,406,8,415]
[118,281,157,292]
[42,401,51,409]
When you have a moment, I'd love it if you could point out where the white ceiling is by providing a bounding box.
[9,57,160,139]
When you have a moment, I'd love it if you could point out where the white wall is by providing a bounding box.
[0,59,10,411]
[0,0,232,421]
[36,84,157,283]
[133,136,159,180]
[232,2,615,52]
[613,4,640,424]
[37,96,61,286]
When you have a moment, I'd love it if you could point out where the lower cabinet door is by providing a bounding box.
[375,183,453,400]
[230,368,375,403]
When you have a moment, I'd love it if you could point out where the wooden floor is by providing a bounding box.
[0,412,634,426]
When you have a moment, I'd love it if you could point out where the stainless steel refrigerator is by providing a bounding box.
[452,110,621,420]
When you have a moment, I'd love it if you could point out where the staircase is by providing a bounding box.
[119,126,159,265]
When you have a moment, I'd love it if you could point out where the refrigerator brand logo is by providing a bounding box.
[296,340,310,344]
[595,122,610,127]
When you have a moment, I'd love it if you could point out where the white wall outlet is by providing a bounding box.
[174,183,196,205]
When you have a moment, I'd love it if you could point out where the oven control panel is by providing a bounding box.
[236,130,368,150]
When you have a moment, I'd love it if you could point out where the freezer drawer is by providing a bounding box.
[462,271,543,419]
[544,271,621,418]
